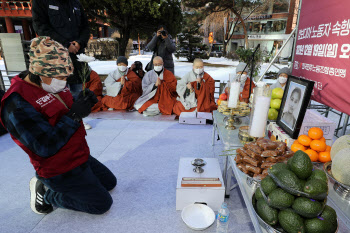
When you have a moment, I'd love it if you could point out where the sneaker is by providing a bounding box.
[108,108,114,111]
[29,177,53,214]
[84,122,92,130]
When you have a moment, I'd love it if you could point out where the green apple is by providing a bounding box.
[270,99,282,110]
[271,87,284,99]
[268,108,279,120]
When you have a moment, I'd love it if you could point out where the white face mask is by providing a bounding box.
[154,65,163,72]
[41,77,67,94]
[239,74,248,83]
[118,66,127,73]
[279,76,288,84]
[194,68,204,75]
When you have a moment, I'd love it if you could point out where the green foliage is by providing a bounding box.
[182,0,263,16]
[81,0,183,55]
[176,12,209,62]
[235,47,262,77]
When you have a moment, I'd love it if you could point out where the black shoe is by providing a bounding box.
[29,177,53,214]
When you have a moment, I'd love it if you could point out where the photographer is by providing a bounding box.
[147,25,176,74]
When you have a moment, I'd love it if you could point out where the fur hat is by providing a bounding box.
[29,37,73,78]
[117,56,128,66]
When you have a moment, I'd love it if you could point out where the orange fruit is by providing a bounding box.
[293,140,300,145]
[298,135,312,147]
[319,151,331,163]
[291,144,306,152]
[305,149,319,162]
[308,127,324,140]
[326,145,331,152]
[310,140,327,152]
[217,99,222,105]
[320,137,326,142]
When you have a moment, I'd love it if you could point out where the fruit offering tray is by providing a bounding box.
[252,194,339,233]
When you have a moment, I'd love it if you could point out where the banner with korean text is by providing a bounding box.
[292,0,350,115]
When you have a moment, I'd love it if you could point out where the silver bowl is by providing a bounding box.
[323,161,350,201]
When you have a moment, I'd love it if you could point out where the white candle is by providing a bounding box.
[228,82,240,108]
[249,96,271,137]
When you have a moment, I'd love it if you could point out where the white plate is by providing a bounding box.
[181,204,216,231]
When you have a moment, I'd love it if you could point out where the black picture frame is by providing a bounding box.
[276,75,315,139]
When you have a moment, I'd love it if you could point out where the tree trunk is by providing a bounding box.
[231,8,248,49]
[119,27,131,56]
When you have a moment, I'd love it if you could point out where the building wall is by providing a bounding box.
[227,0,298,58]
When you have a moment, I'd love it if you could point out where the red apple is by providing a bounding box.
[219,93,228,100]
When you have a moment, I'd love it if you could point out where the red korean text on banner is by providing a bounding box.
[292,0,350,115]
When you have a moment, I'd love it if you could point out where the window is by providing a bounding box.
[233,19,287,35]
[273,0,290,13]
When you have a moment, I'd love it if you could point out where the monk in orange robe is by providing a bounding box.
[134,56,177,116]
[101,56,142,110]
[173,59,217,116]
[85,70,103,113]
[225,62,256,103]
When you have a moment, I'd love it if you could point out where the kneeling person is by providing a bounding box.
[173,59,217,116]
[0,37,116,215]
[102,56,142,110]
[134,56,177,116]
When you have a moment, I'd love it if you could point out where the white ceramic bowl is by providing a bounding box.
[181,204,216,231]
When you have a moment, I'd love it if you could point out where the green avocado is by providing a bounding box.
[269,163,289,176]
[289,150,313,180]
[275,169,303,192]
[320,205,338,231]
[261,176,277,195]
[268,188,295,209]
[305,217,334,233]
[278,209,305,233]
[303,179,328,199]
[255,187,265,201]
[256,199,279,226]
[308,169,328,183]
[292,197,323,218]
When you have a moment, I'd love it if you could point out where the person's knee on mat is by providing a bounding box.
[105,176,117,191]
[87,194,113,215]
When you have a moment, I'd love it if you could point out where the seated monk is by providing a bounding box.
[173,58,217,116]
[85,68,103,113]
[225,62,256,103]
[134,56,177,116]
[101,56,142,110]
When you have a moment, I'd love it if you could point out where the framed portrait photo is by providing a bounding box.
[276,76,315,139]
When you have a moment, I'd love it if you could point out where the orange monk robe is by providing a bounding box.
[101,69,142,110]
[85,70,103,112]
[240,77,256,103]
[173,72,217,116]
[134,69,178,115]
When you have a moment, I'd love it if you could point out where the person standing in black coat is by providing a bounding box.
[147,25,176,75]
[32,0,90,99]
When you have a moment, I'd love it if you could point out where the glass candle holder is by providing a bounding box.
[249,84,271,138]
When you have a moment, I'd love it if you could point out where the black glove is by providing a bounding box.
[67,89,98,122]
[77,89,98,106]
